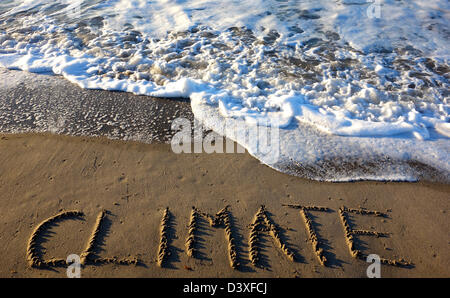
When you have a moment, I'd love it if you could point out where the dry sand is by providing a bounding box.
[0,132,448,278]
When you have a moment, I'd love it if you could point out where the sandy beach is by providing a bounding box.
[0,0,449,283]
[0,132,448,278]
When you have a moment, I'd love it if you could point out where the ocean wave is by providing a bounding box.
[0,0,449,181]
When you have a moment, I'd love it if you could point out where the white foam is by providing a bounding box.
[0,0,449,181]
[191,95,450,182]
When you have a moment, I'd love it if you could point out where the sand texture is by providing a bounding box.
[0,133,448,278]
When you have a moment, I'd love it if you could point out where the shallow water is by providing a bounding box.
[0,0,449,181]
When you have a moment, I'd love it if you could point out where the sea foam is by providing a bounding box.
[0,0,448,181]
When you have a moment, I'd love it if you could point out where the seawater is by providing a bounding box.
[0,0,448,181]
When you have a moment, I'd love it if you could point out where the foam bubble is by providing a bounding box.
[0,0,448,181]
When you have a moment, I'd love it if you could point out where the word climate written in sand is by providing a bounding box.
[26,203,412,271]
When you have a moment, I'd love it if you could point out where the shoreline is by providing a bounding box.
[1,68,448,183]
[0,0,449,279]
[0,132,448,277]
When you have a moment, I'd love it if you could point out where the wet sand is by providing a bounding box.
[0,68,449,278]
[0,132,448,278]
